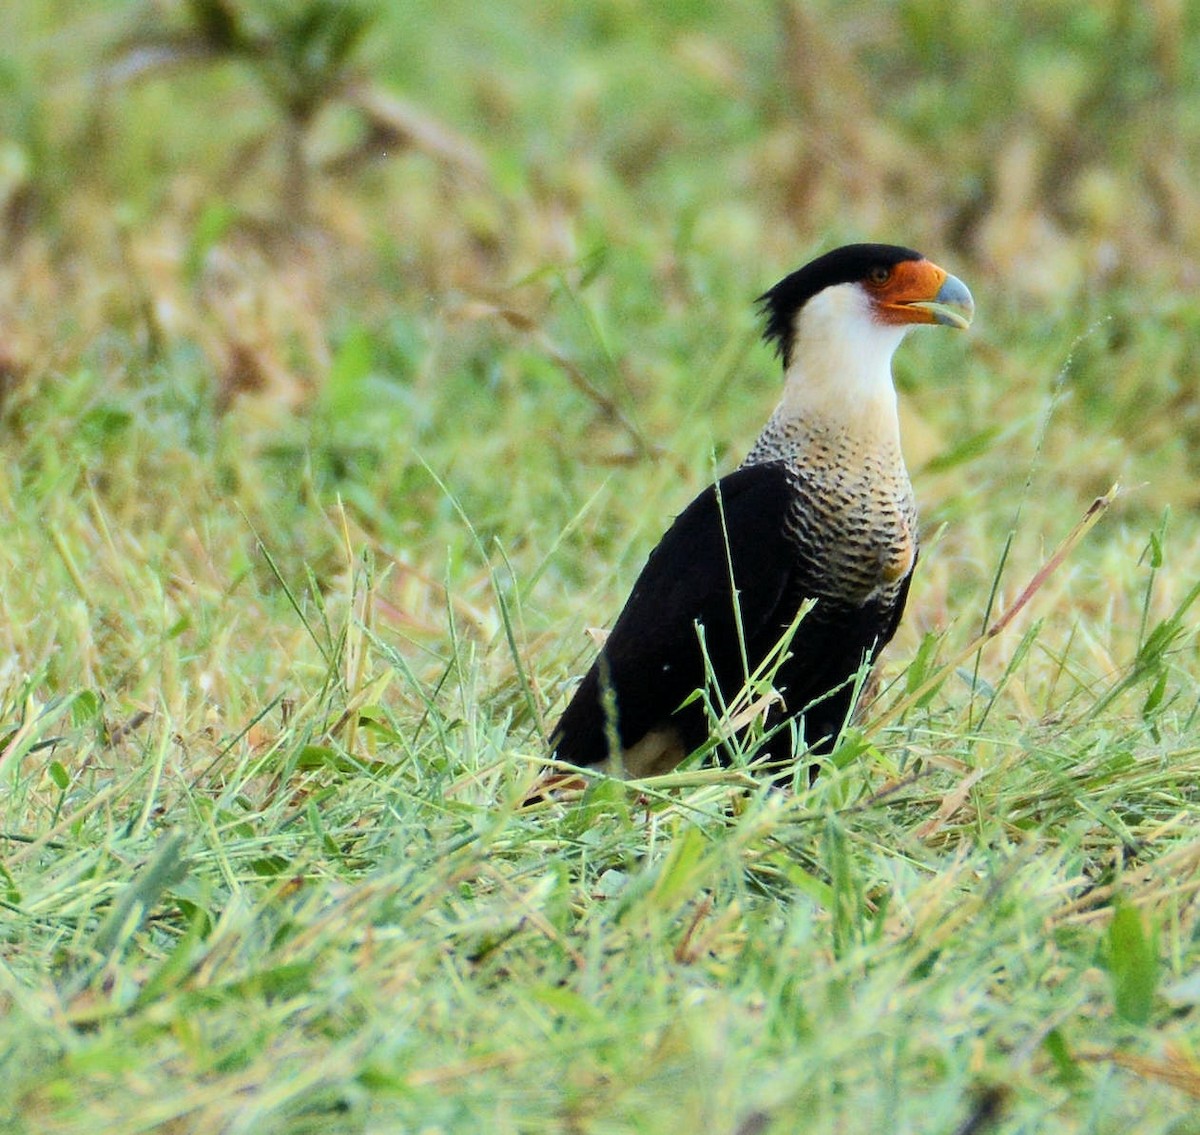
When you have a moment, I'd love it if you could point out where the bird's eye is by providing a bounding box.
[867,265,891,286]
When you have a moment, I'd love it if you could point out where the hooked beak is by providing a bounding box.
[902,272,974,330]
[873,259,975,330]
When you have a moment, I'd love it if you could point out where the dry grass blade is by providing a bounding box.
[912,766,987,840]
[457,300,664,464]
[872,485,1118,732]
[339,82,490,181]
[1079,1045,1200,1100]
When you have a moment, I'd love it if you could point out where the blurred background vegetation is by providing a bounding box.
[4,0,1199,707]
[5,0,1200,456]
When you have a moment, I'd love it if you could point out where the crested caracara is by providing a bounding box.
[549,243,974,781]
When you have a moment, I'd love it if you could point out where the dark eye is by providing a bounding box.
[867,265,891,286]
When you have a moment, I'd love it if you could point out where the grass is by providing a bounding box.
[3,1,1200,1132]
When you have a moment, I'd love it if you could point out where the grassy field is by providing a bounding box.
[4,2,1200,1132]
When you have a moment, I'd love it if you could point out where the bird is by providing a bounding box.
[548,243,974,783]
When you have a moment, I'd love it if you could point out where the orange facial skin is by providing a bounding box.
[867,259,975,329]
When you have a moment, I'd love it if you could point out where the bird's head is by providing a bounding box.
[759,244,974,370]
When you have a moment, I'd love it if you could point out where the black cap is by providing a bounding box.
[759,244,924,366]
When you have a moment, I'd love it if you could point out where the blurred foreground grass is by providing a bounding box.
[3,2,1200,1132]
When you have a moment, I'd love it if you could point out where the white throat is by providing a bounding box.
[773,282,909,446]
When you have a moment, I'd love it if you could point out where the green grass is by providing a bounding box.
[4,2,1200,1132]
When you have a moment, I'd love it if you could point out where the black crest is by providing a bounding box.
[758,243,924,366]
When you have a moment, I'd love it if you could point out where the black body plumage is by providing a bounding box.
[550,461,911,771]
[549,244,969,779]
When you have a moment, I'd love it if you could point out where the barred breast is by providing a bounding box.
[744,420,916,607]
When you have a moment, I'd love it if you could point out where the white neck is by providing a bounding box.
[769,282,909,451]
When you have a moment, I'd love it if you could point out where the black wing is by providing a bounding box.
[551,462,816,766]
